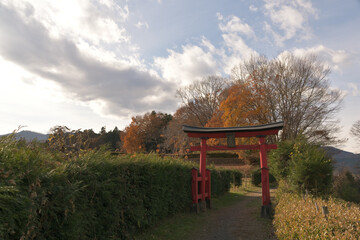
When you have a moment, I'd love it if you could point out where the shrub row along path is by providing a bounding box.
[192,188,277,240]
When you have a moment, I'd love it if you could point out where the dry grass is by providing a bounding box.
[274,193,360,239]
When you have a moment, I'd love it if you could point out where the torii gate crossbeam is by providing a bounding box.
[183,122,284,217]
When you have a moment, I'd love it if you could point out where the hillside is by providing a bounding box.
[323,146,360,174]
[1,130,49,142]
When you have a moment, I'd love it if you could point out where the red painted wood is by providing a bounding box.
[192,168,211,204]
[187,124,282,210]
[190,144,277,152]
[191,168,198,204]
[200,138,207,202]
[206,169,211,200]
[259,137,271,206]
[186,128,280,138]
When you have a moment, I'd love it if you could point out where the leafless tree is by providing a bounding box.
[163,106,200,154]
[231,53,343,144]
[176,75,229,126]
[350,120,360,144]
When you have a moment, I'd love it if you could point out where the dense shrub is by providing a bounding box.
[251,168,276,186]
[269,136,333,195]
[289,137,333,195]
[274,193,360,239]
[231,170,242,187]
[269,139,294,181]
[210,169,231,196]
[210,169,242,195]
[0,136,241,239]
[241,150,260,165]
[333,169,360,203]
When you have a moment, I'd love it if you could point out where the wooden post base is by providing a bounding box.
[261,204,272,218]
[206,199,211,209]
[191,200,211,214]
[200,201,207,212]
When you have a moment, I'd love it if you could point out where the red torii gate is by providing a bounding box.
[183,122,283,217]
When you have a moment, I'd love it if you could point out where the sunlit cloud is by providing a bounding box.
[291,45,352,71]
[154,44,219,87]
[263,0,318,46]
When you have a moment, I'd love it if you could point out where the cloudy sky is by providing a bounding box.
[0,0,359,152]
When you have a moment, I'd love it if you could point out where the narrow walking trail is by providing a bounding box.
[192,188,277,240]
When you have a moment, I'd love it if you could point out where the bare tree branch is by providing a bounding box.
[176,75,229,126]
[230,53,343,144]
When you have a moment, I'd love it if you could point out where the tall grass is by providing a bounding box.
[274,192,360,239]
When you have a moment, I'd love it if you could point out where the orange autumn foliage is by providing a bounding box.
[204,110,225,146]
[122,119,145,153]
[219,77,270,128]
[205,74,272,148]
[122,111,172,154]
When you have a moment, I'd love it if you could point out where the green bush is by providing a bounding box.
[231,171,242,187]
[268,136,333,196]
[210,169,230,196]
[333,170,360,203]
[288,137,333,195]
[251,168,276,186]
[269,139,294,181]
[0,136,239,240]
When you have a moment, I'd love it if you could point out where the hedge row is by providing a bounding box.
[0,137,241,240]
[251,168,276,187]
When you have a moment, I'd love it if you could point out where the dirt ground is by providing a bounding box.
[192,188,277,240]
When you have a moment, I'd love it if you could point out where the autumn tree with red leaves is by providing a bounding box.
[122,111,172,153]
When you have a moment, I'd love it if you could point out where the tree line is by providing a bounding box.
[46,53,360,156]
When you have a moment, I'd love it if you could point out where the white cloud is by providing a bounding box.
[249,5,258,12]
[263,0,318,46]
[216,12,223,21]
[221,33,256,58]
[3,0,130,45]
[154,44,219,87]
[135,21,149,29]
[218,14,255,38]
[217,14,258,73]
[291,45,352,71]
[221,33,258,74]
[201,37,225,57]
[0,2,176,119]
[154,13,259,85]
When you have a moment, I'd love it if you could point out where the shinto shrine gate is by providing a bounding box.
[183,122,284,217]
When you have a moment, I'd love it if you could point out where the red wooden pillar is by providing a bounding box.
[199,138,207,204]
[259,137,271,206]
[206,169,211,199]
[191,168,198,204]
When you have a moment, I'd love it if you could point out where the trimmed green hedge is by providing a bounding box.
[0,137,242,239]
[251,168,276,186]
[186,152,239,159]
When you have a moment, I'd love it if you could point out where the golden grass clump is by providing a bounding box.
[273,193,360,239]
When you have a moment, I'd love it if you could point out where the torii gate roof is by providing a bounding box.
[183,121,284,138]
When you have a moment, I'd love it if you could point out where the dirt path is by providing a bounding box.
[192,189,277,240]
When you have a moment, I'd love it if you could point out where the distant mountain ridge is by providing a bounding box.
[1,130,49,142]
[323,146,360,174]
